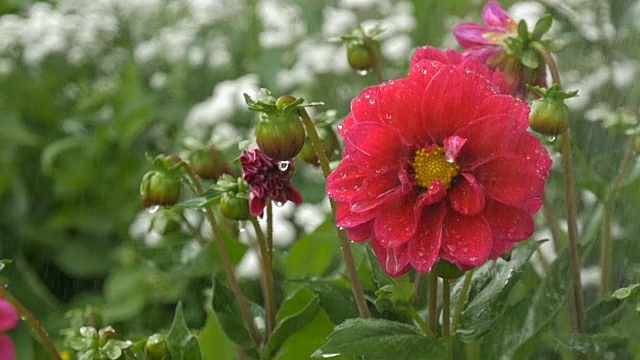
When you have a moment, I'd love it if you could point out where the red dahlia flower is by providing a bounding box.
[453,0,545,97]
[240,148,303,217]
[326,59,551,277]
[0,295,18,360]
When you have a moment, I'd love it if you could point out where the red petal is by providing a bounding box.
[411,47,451,67]
[516,132,552,179]
[347,222,372,242]
[338,113,356,137]
[349,173,401,213]
[351,85,383,124]
[371,240,410,278]
[484,199,534,241]
[420,66,497,142]
[326,157,368,202]
[477,94,529,120]
[0,334,15,360]
[377,79,426,145]
[408,204,446,273]
[408,60,448,89]
[336,201,376,228]
[473,155,545,208]
[449,173,486,215]
[456,114,526,168]
[373,193,419,248]
[249,191,266,217]
[440,211,492,269]
[344,122,404,172]
[490,238,515,259]
[415,181,447,209]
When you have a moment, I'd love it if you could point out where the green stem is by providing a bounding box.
[299,108,371,319]
[180,213,208,247]
[406,306,434,338]
[361,34,384,83]
[600,141,636,299]
[542,192,563,252]
[250,219,276,340]
[452,270,474,333]
[0,286,61,360]
[182,163,262,345]
[442,280,451,343]
[428,275,438,335]
[532,42,585,333]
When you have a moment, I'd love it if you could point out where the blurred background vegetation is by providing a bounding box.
[0,0,639,358]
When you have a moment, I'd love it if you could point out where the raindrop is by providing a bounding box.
[357,69,369,76]
[385,113,392,120]
[145,205,160,214]
[546,135,557,142]
[278,161,290,171]
[274,201,284,207]
[238,221,246,233]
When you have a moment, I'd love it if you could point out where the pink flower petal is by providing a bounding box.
[443,135,467,162]
[371,240,410,278]
[421,66,497,142]
[0,334,15,360]
[473,155,546,208]
[408,204,446,273]
[0,297,18,332]
[449,173,486,216]
[482,0,513,29]
[343,122,404,172]
[373,193,419,248]
[456,114,527,169]
[441,211,492,269]
[454,23,493,49]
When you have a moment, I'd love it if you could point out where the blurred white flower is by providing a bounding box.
[236,249,261,279]
[258,0,305,48]
[322,7,357,38]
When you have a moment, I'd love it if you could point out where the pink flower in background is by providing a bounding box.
[327,59,551,277]
[240,148,303,217]
[0,294,19,360]
[453,0,545,97]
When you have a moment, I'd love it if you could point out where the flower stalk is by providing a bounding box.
[361,34,384,83]
[0,286,61,360]
[181,161,262,345]
[428,275,438,335]
[442,279,451,343]
[298,107,371,319]
[250,218,276,339]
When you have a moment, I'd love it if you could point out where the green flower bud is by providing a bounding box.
[220,192,251,220]
[431,259,464,280]
[255,109,306,161]
[188,145,231,180]
[140,170,181,208]
[529,98,569,136]
[297,124,340,166]
[145,334,168,360]
[347,40,380,71]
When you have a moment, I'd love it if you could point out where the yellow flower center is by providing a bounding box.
[412,146,460,189]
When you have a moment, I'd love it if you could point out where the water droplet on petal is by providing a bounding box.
[278,161,290,171]
[357,69,369,76]
[238,221,246,233]
[145,205,160,214]
[546,135,557,142]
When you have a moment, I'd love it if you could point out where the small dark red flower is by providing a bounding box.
[240,148,303,217]
[327,58,551,277]
[453,0,546,97]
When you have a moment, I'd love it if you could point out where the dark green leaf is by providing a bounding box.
[586,298,625,333]
[517,19,529,39]
[457,240,541,340]
[313,318,446,360]
[211,277,260,349]
[265,288,321,358]
[555,333,627,357]
[303,279,360,324]
[275,309,341,360]
[166,302,203,360]
[285,218,338,278]
[532,15,552,40]
[482,249,572,358]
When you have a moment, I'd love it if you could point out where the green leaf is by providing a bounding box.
[199,309,236,360]
[285,218,338,278]
[265,288,321,358]
[275,309,341,360]
[302,279,360,324]
[555,333,627,358]
[521,48,540,69]
[517,19,529,40]
[366,245,394,288]
[532,14,552,40]
[313,318,447,360]
[586,298,625,333]
[211,277,260,349]
[166,302,203,360]
[482,249,572,358]
[457,240,541,341]
[612,283,640,299]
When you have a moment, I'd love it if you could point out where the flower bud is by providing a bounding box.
[152,209,183,235]
[297,124,340,166]
[220,192,251,220]
[430,259,464,280]
[145,334,169,360]
[529,98,569,136]
[188,145,231,180]
[255,110,305,161]
[140,170,181,208]
[347,40,380,71]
